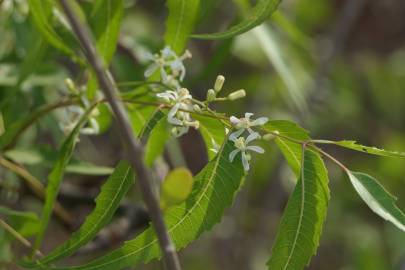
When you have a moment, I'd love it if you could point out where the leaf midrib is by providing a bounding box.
[282,149,306,270]
[42,166,131,264]
[77,140,227,270]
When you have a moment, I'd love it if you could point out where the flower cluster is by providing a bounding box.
[229,113,268,171]
[144,46,191,89]
[144,46,268,169]
[59,79,100,136]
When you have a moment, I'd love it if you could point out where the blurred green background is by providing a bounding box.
[1,0,405,269]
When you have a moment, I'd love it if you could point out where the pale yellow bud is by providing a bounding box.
[227,89,246,101]
[214,75,225,92]
[207,89,216,102]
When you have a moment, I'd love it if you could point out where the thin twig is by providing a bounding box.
[0,218,43,257]
[57,1,181,269]
[0,157,74,226]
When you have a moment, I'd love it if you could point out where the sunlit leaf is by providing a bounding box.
[319,140,405,158]
[143,113,170,167]
[47,139,244,270]
[160,167,194,210]
[263,120,310,176]
[193,0,282,40]
[347,171,405,232]
[267,149,330,270]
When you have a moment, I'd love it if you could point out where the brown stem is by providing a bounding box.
[0,157,74,226]
[57,1,181,269]
[0,218,44,257]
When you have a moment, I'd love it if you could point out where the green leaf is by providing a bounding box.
[34,103,98,250]
[347,171,405,232]
[192,0,282,40]
[48,139,244,270]
[160,167,194,210]
[86,0,124,99]
[129,105,161,138]
[90,0,123,64]
[65,162,114,176]
[0,207,40,237]
[144,115,170,167]
[263,120,310,176]
[24,161,133,267]
[28,0,75,56]
[193,115,225,160]
[164,0,200,54]
[318,140,405,158]
[267,149,330,270]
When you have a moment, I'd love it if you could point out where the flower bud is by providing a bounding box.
[193,104,202,112]
[214,75,225,92]
[207,89,216,102]
[263,133,276,141]
[227,89,246,101]
[65,78,77,94]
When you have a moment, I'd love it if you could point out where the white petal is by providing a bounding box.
[241,151,250,171]
[251,117,269,126]
[144,63,158,77]
[229,129,245,141]
[160,67,168,82]
[229,149,240,162]
[246,132,260,144]
[245,112,254,119]
[168,104,182,125]
[230,116,241,125]
[246,146,265,154]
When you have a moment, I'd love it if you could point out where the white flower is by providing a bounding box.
[229,112,268,140]
[229,132,265,171]
[144,46,191,84]
[156,88,199,137]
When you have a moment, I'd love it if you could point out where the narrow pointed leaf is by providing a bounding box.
[34,104,98,250]
[263,120,310,176]
[347,171,405,232]
[46,139,244,270]
[268,149,330,270]
[318,140,405,158]
[192,0,282,40]
[22,161,133,267]
[28,0,75,56]
[164,0,200,54]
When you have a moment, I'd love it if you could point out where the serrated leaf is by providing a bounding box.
[267,149,330,270]
[192,0,282,40]
[34,104,98,250]
[263,120,310,176]
[164,0,200,54]
[323,140,405,158]
[160,167,194,210]
[28,0,75,56]
[193,115,225,160]
[23,161,133,267]
[347,171,405,232]
[46,139,244,270]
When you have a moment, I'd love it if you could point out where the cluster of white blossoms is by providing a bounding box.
[59,79,100,136]
[145,46,267,171]
[229,113,269,171]
[144,46,191,89]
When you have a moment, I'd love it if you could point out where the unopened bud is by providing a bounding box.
[65,78,77,94]
[193,104,202,112]
[214,75,225,92]
[207,89,216,102]
[227,89,246,101]
[263,133,276,141]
